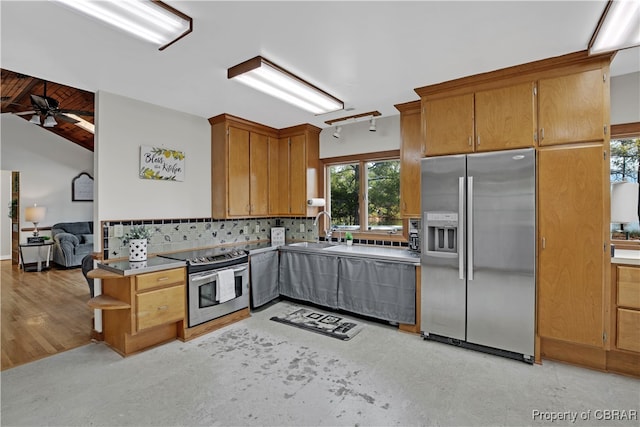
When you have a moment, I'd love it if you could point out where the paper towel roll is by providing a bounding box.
[307,198,326,207]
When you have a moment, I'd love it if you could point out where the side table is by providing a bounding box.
[19,241,54,272]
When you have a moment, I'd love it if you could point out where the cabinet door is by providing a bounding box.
[400,109,422,217]
[423,94,474,156]
[475,82,536,152]
[538,69,605,146]
[268,138,282,215]
[136,285,185,332]
[227,126,250,216]
[271,137,290,214]
[538,145,605,347]
[249,132,269,215]
[289,134,307,215]
[617,309,640,353]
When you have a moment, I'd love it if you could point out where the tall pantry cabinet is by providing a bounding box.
[413,51,615,370]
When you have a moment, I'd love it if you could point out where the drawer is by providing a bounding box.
[617,266,640,309]
[136,268,184,292]
[136,285,185,331]
[617,308,640,353]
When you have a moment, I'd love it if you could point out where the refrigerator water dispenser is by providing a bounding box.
[425,212,458,254]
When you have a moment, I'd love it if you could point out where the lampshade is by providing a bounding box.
[611,181,639,224]
[29,114,41,125]
[43,115,57,127]
[25,205,46,223]
[228,56,343,115]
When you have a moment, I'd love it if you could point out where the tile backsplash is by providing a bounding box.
[103,217,317,260]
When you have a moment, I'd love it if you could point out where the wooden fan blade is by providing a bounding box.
[59,109,94,117]
[55,113,79,124]
[30,94,49,112]
[15,110,37,116]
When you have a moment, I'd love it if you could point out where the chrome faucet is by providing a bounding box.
[313,211,332,243]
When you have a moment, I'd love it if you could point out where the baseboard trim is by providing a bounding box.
[540,337,607,371]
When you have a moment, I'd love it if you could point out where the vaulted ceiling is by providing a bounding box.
[1,69,95,151]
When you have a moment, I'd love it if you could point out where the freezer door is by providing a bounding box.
[466,148,535,356]
[420,154,466,340]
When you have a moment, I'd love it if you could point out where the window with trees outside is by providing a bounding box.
[327,158,401,233]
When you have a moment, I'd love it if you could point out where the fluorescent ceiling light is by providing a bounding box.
[65,114,96,134]
[52,0,192,50]
[228,56,343,115]
[589,0,640,54]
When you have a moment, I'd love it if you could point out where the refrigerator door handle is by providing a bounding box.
[467,176,474,281]
[458,176,465,280]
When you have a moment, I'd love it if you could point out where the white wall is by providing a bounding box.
[96,91,211,222]
[1,170,12,259]
[0,114,94,243]
[611,72,640,125]
[320,115,400,159]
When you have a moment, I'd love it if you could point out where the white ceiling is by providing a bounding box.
[1,1,638,130]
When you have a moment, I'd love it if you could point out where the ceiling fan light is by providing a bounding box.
[43,115,57,127]
[29,115,41,125]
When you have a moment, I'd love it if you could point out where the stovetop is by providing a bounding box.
[158,247,248,270]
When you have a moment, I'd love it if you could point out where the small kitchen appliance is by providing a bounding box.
[408,218,421,252]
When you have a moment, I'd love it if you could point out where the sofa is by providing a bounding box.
[51,222,94,268]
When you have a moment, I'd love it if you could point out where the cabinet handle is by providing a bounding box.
[157,305,169,311]
[542,237,546,249]
[540,128,544,140]
[157,277,169,282]
[477,135,480,145]
[468,137,472,146]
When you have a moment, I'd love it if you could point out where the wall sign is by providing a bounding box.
[139,145,185,181]
[72,172,94,201]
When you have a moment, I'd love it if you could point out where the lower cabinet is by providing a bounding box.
[338,257,415,324]
[249,250,280,308]
[278,251,417,324]
[279,251,339,308]
[615,265,640,354]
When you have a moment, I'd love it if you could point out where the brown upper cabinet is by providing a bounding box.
[209,114,321,219]
[395,100,422,217]
[537,68,606,146]
[421,82,536,156]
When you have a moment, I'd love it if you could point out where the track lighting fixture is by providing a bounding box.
[333,126,342,139]
[369,118,376,132]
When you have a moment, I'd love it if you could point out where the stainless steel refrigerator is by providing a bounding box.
[420,148,535,363]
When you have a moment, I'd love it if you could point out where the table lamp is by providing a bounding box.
[611,181,640,240]
[25,204,46,237]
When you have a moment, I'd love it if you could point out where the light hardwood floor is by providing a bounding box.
[1,260,93,371]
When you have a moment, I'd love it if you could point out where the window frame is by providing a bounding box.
[322,150,405,241]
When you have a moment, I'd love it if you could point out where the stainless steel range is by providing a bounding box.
[159,248,249,327]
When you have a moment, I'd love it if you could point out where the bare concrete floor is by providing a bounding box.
[1,300,638,426]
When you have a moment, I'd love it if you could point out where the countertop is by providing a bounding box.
[280,242,420,265]
[612,249,640,266]
[97,256,186,276]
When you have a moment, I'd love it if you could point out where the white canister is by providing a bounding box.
[129,238,148,261]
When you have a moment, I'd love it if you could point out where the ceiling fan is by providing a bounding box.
[15,81,94,130]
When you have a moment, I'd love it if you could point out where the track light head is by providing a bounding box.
[369,118,376,132]
[333,126,342,139]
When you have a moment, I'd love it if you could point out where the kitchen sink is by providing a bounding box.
[287,242,334,249]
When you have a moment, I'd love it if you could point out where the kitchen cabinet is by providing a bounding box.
[423,93,474,156]
[538,144,606,348]
[338,257,415,324]
[615,266,640,353]
[538,68,606,146]
[279,251,339,308]
[210,114,279,218]
[395,101,422,217]
[273,125,322,216]
[88,267,186,356]
[420,82,535,156]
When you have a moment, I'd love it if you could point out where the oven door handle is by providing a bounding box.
[191,271,219,282]
[191,265,247,282]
